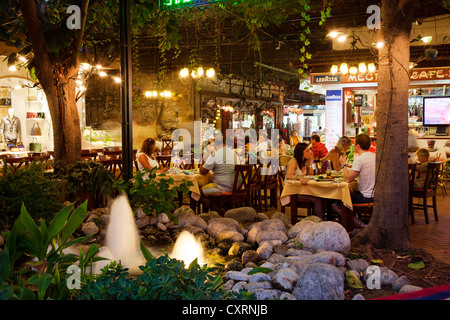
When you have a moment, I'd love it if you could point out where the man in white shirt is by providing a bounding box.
[339,134,376,203]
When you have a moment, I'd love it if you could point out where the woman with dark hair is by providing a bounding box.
[285,142,328,219]
[137,138,168,179]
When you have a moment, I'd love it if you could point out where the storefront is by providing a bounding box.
[311,67,450,153]
[282,104,326,142]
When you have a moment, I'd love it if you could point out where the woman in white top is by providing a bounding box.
[286,142,327,219]
[137,138,168,179]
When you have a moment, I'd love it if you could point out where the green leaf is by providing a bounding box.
[247,267,273,275]
[408,261,425,269]
[0,251,11,281]
[346,270,363,289]
[28,273,54,300]
[47,203,74,245]
[140,241,154,262]
[60,201,87,245]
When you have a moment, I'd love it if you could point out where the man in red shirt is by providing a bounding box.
[310,134,328,159]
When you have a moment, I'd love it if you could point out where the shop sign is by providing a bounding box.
[311,74,341,84]
[311,67,450,85]
[159,0,227,10]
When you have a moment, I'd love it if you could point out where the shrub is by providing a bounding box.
[78,254,255,300]
[0,160,63,227]
[113,167,193,221]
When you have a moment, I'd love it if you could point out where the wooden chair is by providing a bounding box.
[161,139,173,155]
[103,150,122,160]
[101,159,123,179]
[207,164,253,215]
[249,162,263,212]
[81,152,98,161]
[1,156,30,171]
[156,155,171,168]
[261,160,278,212]
[408,163,417,223]
[409,162,441,224]
[437,159,449,196]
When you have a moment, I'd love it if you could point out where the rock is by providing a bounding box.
[280,292,296,300]
[256,230,288,245]
[256,213,269,221]
[229,242,252,257]
[182,225,205,235]
[295,221,351,254]
[287,220,316,239]
[217,230,245,243]
[307,251,337,266]
[256,242,273,260]
[302,215,323,223]
[173,206,195,217]
[136,209,146,219]
[199,211,221,223]
[217,242,232,253]
[352,294,366,300]
[273,245,289,256]
[178,214,208,231]
[158,213,170,224]
[149,216,158,225]
[318,250,346,267]
[141,225,158,237]
[225,207,257,224]
[271,268,299,292]
[242,250,260,265]
[136,216,151,229]
[399,285,423,294]
[223,279,235,291]
[225,270,249,282]
[363,266,399,288]
[225,259,244,271]
[249,272,271,282]
[271,212,291,227]
[207,218,243,238]
[392,275,412,292]
[252,289,281,300]
[156,222,167,231]
[247,219,286,245]
[286,248,313,260]
[86,213,99,223]
[245,281,273,291]
[81,222,99,236]
[231,281,247,293]
[291,261,308,275]
[292,263,344,300]
[347,259,370,273]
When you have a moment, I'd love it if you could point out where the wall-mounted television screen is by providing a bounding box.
[422,96,450,126]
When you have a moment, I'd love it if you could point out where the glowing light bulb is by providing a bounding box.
[421,36,432,44]
[339,63,348,75]
[358,62,367,73]
[330,65,338,74]
[206,68,215,78]
[327,31,339,38]
[349,66,358,75]
[337,35,347,42]
[375,41,385,49]
[368,63,376,73]
[179,68,189,78]
[197,67,204,77]
[8,65,17,72]
[99,71,107,77]
[113,77,121,83]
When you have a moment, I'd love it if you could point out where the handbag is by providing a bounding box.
[30,122,42,136]
[37,112,45,119]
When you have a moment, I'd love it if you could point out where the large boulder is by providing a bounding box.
[207,218,244,238]
[287,220,317,239]
[225,207,257,224]
[292,263,344,300]
[174,207,208,231]
[294,221,351,254]
[247,219,286,245]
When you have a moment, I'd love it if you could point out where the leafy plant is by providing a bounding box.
[113,167,193,221]
[78,254,255,300]
[0,160,63,227]
[0,201,104,300]
[55,160,115,206]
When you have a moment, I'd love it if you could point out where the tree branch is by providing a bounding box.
[70,0,90,68]
[19,0,52,88]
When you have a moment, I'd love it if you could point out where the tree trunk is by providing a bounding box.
[43,65,81,165]
[351,0,415,251]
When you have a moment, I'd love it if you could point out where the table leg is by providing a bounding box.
[341,202,354,232]
[290,194,298,225]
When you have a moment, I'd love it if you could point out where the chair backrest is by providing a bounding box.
[2,156,29,171]
[424,162,441,191]
[156,155,171,168]
[408,163,417,195]
[249,162,262,187]
[103,150,122,159]
[232,164,253,194]
[278,165,287,192]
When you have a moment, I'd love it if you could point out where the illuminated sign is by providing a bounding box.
[159,0,227,11]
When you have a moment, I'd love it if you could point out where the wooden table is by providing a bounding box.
[156,172,212,202]
[280,178,353,226]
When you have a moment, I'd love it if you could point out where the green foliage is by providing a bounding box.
[113,167,193,220]
[55,161,115,206]
[78,254,255,300]
[0,201,103,300]
[0,160,63,227]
